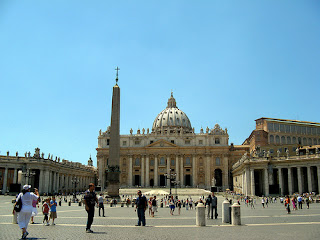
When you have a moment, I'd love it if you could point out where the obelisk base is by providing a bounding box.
[106,167,120,199]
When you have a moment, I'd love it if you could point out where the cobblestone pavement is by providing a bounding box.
[1,195,320,239]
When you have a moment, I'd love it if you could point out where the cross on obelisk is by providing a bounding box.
[115,66,120,84]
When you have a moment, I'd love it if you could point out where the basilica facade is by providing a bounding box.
[97,93,247,191]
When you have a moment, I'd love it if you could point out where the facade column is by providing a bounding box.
[145,155,149,187]
[278,168,284,196]
[128,155,133,186]
[307,166,312,193]
[317,166,320,195]
[2,167,8,193]
[250,169,255,196]
[206,154,211,188]
[13,168,18,184]
[245,168,250,196]
[288,167,293,195]
[242,172,245,195]
[154,155,158,186]
[264,168,269,196]
[38,170,44,194]
[223,156,229,190]
[53,171,57,193]
[175,155,179,186]
[43,170,49,194]
[166,155,170,187]
[180,155,184,186]
[141,155,145,187]
[192,154,196,187]
[297,167,303,194]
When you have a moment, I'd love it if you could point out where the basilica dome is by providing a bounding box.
[152,93,192,133]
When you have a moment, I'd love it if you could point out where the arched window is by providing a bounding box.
[276,135,280,144]
[134,158,140,166]
[185,157,191,165]
[308,138,312,145]
[160,157,165,166]
[216,157,221,166]
[270,135,274,144]
[303,137,307,145]
[287,136,291,144]
[281,136,286,144]
[199,158,203,166]
[292,137,296,144]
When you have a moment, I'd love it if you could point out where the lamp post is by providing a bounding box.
[164,169,176,196]
[71,177,80,200]
[172,180,180,197]
[22,168,36,185]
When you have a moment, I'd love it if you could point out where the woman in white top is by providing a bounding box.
[15,185,39,239]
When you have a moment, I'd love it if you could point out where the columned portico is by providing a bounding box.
[206,154,211,187]
[245,168,250,196]
[278,168,284,196]
[180,155,184,186]
[307,166,312,193]
[166,155,170,187]
[2,167,8,193]
[175,155,179,185]
[288,167,293,195]
[141,155,145,187]
[128,155,133,186]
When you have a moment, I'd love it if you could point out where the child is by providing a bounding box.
[49,196,57,225]
[42,198,50,226]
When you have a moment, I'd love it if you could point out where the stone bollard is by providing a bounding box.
[222,200,231,223]
[231,202,241,225]
[196,203,206,226]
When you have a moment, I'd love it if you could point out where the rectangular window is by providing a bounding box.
[280,124,285,132]
[185,140,190,145]
[150,140,154,144]
[186,169,191,172]
[199,140,203,145]
[267,123,274,132]
[171,159,174,166]
[107,139,110,145]
[135,141,140,145]
[150,159,154,166]
[215,138,220,144]
[171,140,175,144]
[122,141,127,146]
[274,123,279,132]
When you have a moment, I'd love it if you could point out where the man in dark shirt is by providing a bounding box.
[135,190,147,226]
[211,192,218,219]
[84,183,98,233]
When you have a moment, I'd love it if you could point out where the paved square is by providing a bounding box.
[1,195,320,239]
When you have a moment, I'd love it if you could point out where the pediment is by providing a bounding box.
[146,139,178,148]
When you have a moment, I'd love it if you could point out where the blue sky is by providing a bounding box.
[1,0,319,166]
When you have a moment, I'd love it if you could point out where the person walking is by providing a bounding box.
[49,196,58,225]
[15,185,39,239]
[30,193,39,224]
[151,196,157,217]
[285,195,291,214]
[135,190,147,226]
[297,195,303,209]
[205,194,212,219]
[42,198,50,225]
[169,196,175,215]
[211,192,218,219]
[98,193,105,217]
[84,183,98,233]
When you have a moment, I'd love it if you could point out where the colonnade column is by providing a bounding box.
[307,166,312,193]
[288,167,293,195]
[13,168,18,184]
[297,167,303,194]
[206,154,211,188]
[43,170,49,194]
[128,155,133,186]
[38,170,44,194]
[180,155,184,186]
[245,168,250,196]
[53,172,57,193]
[145,155,149,187]
[2,167,8,193]
[264,168,269,196]
[317,166,320,195]
[154,155,158,186]
[175,155,179,185]
[250,169,255,196]
[166,155,170,187]
[192,155,196,187]
[141,155,145,187]
[278,168,284,196]
[242,173,245,195]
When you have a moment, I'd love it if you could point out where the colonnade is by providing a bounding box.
[243,165,320,196]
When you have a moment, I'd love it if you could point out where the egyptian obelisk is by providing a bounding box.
[106,67,121,198]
